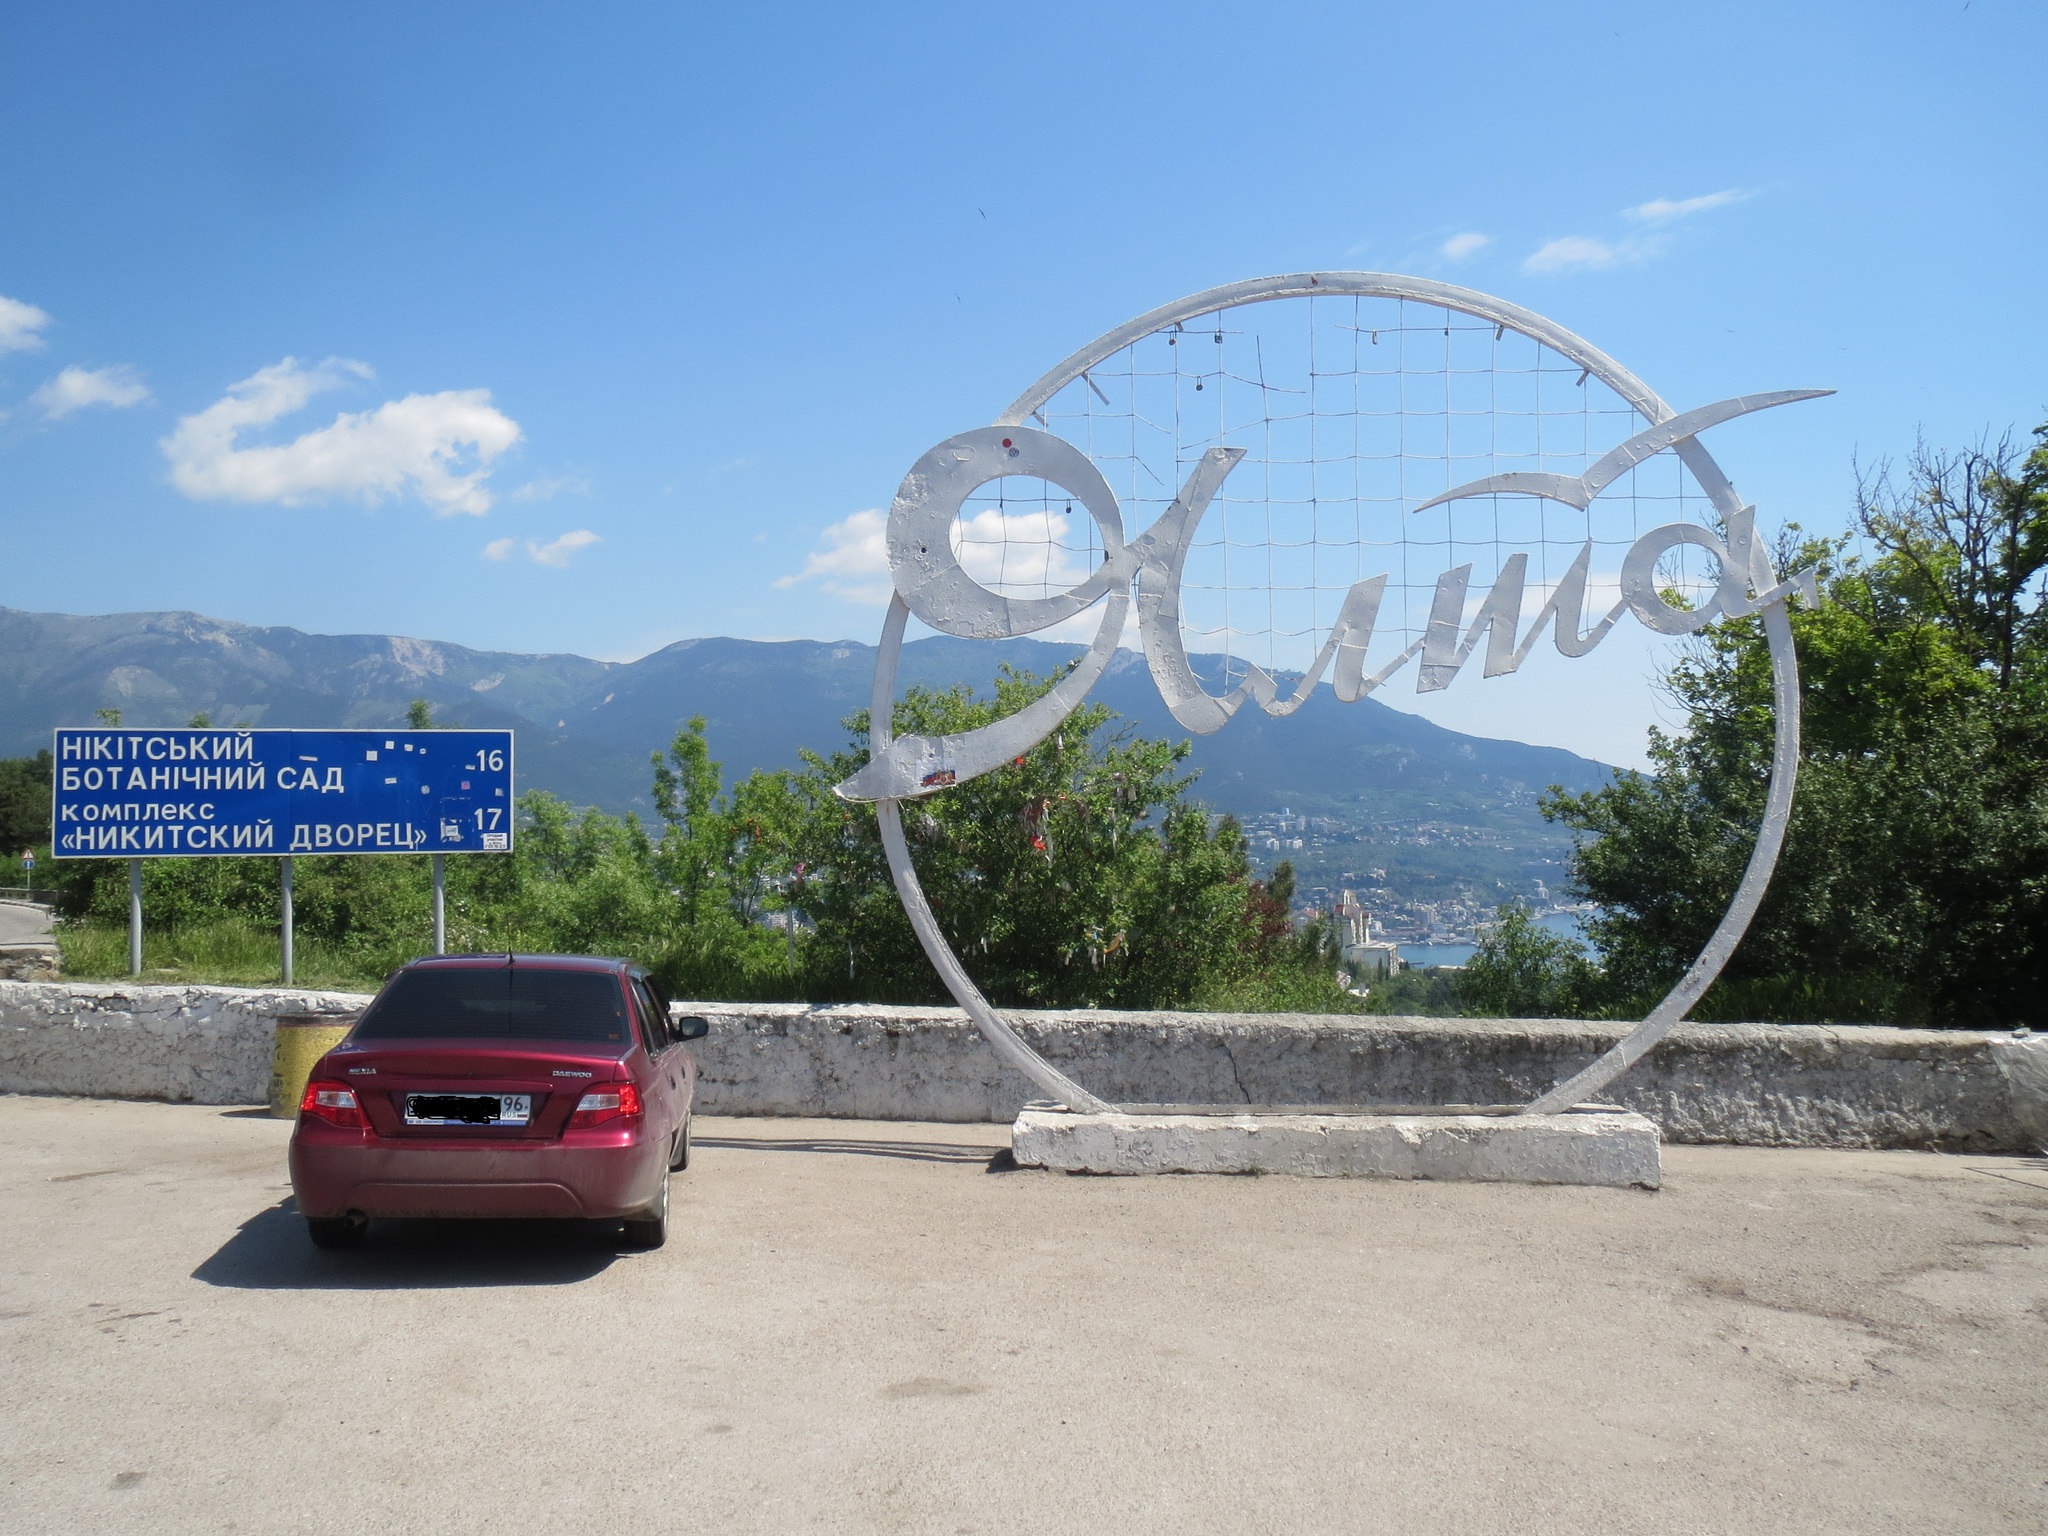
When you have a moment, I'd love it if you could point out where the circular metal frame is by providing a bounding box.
[856,273,1805,1116]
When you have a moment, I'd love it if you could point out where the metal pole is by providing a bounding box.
[280,856,294,986]
[432,853,446,955]
[127,858,143,977]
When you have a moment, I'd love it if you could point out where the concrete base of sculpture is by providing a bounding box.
[1010,1106,1662,1188]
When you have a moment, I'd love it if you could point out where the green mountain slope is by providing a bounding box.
[0,606,1614,917]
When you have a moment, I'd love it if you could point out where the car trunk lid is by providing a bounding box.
[324,1041,627,1139]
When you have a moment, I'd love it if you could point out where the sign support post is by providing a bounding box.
[432,853,446,955]
[127,858,142,977]
[280,856,294,985]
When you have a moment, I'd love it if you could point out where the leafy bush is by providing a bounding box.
[1456,901,1596,1017]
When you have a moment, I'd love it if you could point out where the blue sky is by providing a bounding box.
[1,1,2041,768]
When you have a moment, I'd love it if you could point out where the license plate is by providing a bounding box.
[404,1093,532,1127]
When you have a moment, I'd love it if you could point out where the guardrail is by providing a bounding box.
[0,888,58,906]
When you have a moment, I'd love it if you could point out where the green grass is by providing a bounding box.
[55,918,406,994]
[1188,969,1371,1016]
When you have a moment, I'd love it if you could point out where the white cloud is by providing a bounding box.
[511,474,591,502]
[950,507,1092,594]
[1524,230,1684,274]
[1440,232,1492,261]
[0,294,51,355]
[780,505,1137,650]
[779,506,1103,608]
[1032,597,1142,650]
[1525,235,1626,274]
[1526,190,1748,275]
[483,530,600,567]
[529,529,600,567]
[1626,189,1747,223]
[778,508,893,604]
[161,356,522,516]
[33,364,151,420]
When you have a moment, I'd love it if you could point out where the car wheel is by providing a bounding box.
[670,1113,692,1171]
[306,1214,367,1250]
[621,1170,669,1250]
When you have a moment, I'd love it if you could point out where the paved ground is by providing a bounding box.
[0,899,52,945]
[2,1097,2045,1535]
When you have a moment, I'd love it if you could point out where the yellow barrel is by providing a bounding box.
[269,1012,361,1119]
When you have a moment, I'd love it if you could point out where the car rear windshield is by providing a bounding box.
[351,967,630,1044]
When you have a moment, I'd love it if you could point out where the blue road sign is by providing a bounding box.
[51,728,515,859]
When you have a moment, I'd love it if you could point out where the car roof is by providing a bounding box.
[400,954,636,975]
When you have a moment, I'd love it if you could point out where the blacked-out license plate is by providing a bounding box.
[404,1093,531,1127]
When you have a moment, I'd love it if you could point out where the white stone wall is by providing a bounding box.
[2,983,2044,1151]
[0,981,369,1105]
[673,1001,2048,1152]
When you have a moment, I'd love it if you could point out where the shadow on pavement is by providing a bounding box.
[193,1199,625,1290]
[696,1134,1006,1167]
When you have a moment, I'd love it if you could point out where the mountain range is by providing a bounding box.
[0,605,1614,897]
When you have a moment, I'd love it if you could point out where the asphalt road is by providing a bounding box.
[0,899,52,945]
[2,1096,2045,1535]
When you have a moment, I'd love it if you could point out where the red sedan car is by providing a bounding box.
[289,954,704,1250]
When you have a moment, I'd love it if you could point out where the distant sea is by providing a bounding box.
[1401,909,1588,970]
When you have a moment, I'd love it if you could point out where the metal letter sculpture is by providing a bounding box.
[835,274,1827,1115]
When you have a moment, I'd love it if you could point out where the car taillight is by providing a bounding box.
[299,1080,366,1129]
[568,1082,643,1129]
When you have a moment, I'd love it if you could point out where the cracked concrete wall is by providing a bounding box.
[2,984,2043,1150]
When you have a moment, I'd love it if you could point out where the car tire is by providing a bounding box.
[306,1214,367,1250]
[670,1113,692,1171]
[621,1170,669,1250]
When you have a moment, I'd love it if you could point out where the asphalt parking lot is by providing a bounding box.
[2,1095,2045,1534]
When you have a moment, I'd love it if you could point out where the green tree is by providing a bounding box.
[1458,901,1595,1017]
[1547,424,2048,1026]
[757,667,1352,1010]
[649,716,727,911]
[0,751,53,862]
[641,717,790,995]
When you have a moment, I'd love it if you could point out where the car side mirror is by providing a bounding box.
[673,1015,710,1041]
